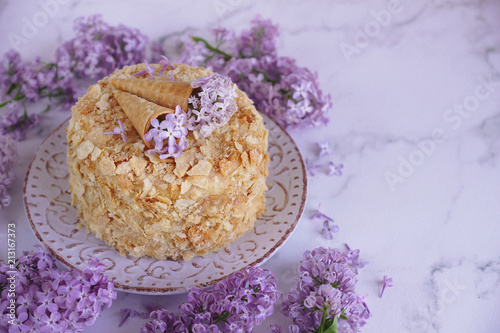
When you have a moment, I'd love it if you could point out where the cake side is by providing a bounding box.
[66,63,269,260]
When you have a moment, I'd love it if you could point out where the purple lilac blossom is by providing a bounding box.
[328,161,343,177]
[178,17,331,130]
[56,15,148,80]
[269,324,282,333]
[317,140,332,158]
[120,303,163,328]
[311,203,334,222]
[0,50,75,109]
[0,133,16,209]
[144,105,189,159]
[0,51,73,139]
[159,55,174,76]
[282,247,371,332]
[344,244,369,275]
[133,60,156,79]
[380,275,394,298]
[0,245,116,331]
[322,220,339,240]
[105,120,127,142]
[305,159,322,177]
[140,266,278,333]
[0,107,40,141]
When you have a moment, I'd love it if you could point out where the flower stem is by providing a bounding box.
[0,100,13,108]
[191,36,233,60]
[314,306,339,333]
[251,68,277,85]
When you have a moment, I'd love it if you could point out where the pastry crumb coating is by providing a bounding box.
[66,63,269,260]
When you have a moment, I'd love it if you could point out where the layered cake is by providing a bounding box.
[66,63,269,260]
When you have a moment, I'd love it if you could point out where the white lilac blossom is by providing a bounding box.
[328,161,344,177]
[282,247,371,333]
[0,245,116,331]
[0,134,16,209]
[105,120,127,142]
[144,106,189,159]
[187,73,237,137]
[178,17,331,129]
[380,275,394,298]
[139,266,278,333]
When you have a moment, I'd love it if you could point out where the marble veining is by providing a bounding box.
[0,0,499,332]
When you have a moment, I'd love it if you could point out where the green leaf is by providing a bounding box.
[314,309,327,333]
[6,83,18,95]
[323,316,338,333]
[0,99,13,108]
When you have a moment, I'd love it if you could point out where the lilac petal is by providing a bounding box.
[150,118,160,128]
[132,70,147,76]
[321,228,333,240]
[159,55,174,75]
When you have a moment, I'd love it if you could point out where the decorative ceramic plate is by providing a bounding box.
[24,114,307,295]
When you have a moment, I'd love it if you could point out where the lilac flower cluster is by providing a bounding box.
[0,15,149,140]
[144,73,237,159]
[282,247,370,333]
[0,50,74,108]
[187,73,238,137]
[140,266,278,332]
[144,105,189,159]
[56,15,148,80]
[0,49,70,140]
[178,17,331,129]
[0,109,41,141]
[0,245,116,332]
[0,134,16,209]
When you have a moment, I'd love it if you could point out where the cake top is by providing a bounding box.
[68,62,268,206]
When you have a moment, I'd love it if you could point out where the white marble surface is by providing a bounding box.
[1,0,500,332]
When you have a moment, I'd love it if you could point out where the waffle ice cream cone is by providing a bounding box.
[113,89,174,148]
[110,77,193,111]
